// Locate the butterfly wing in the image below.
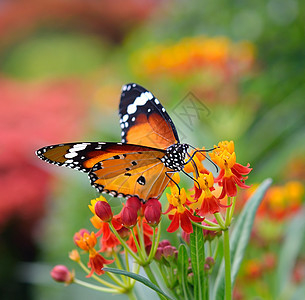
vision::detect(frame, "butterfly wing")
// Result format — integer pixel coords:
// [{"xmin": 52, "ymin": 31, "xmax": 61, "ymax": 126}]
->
[
  {"xmin": 119, "ymin": 83, "xmax": 179, "ymax": 149},
  {"xmin": 36, "ymin": 142, "xmax": 172, "ymax": 201}
]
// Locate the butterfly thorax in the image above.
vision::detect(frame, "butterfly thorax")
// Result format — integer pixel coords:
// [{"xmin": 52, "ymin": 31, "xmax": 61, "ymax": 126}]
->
[{"xmin": 160, "ymin": 143, "xmax": 189, "ymax": 171}]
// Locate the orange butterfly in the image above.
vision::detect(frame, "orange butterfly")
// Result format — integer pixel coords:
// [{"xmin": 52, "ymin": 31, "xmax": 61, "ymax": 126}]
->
[{"xmin": 36, "ymin": 83, "xmax": 192, "ymax": 202}]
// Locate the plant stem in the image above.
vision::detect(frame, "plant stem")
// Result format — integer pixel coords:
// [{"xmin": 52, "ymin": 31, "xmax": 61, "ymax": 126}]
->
[
  {"xmin": 74, "ymin": 278, "xmax": 123, "ymax": 293},
  {"xmin": 78, "ymin": 260, "xmax": 121, "ymax": 289},
  {"xmin": 143, "ymin": 265, "xmax": 166, "ymax": 300},
  {"xmin": 109, "ymin": 222, "xmax": 140, "ymax": 262},
  {"xmin": 223, "ymin": 228, "xmax": 232, "ymax": 300},
  {"xmin": 127, "ymin": 290, "xmax": 138, "ymax": 300}
]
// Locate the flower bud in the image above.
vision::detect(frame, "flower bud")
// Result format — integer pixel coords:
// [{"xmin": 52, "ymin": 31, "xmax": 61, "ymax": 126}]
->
[
  {"xmin": 117, "ymin": 226, "xmax": 130, "ymax": 239},
  {"xmin": 159, "ymin": 240, "xmax": 171, "ymax": 248},
  {"xmin": 154, "ymin": 247, "xmax": 163, "ymax": 261},
  {"xmin": 126, "ymin": 197, "xmax": 141, "ymax": 212},
  {"xmin": 144, "ymin": 199, "xmax": 162, "ymax": 227},
  {"xmin": 163, "ymin": 245, "xmax": 176, "ymax": 260},
  {"xmin": 205, "ymin": 256, "xmax": 215, "ymax": 267},
  {"xmin": 95, "ymin": 200, "xmax": 113, "ymax": 222},
  {"xmin": 120, "ymin": 206, "xmax": 138, "ymax": 228},
  {"xmin": 50, "ymin": 265, "xmax": 74, "ymax": 284},
  {"xmin": 69, "ymin": 249, "xmax": 80, "ymax": 262}
]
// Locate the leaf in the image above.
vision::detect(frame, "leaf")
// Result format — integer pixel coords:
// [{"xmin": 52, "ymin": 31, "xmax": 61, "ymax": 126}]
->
[
  {"xmin": 190, "ymin": 223, "xmax": 205, "ymax": 300},
  {"xmin": 177, "ymin": 244, "xmax": 192, "ymax": 299},
  {"xmin": 103, "ymin": 267, "xmax": 174, "ymax": 300},
  {"xmin": 276, "ymin": 207, "xmax": 305, "ymax": 298},
  {"xmin": 213, "ymin": 178, "xmax": 272, "ymax": 300}
]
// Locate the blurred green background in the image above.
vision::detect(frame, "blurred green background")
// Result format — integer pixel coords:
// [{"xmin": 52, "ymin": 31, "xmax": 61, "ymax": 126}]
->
[{"xmin": 0, "ymin": 0, "xmax": 304, "ymax": 299}]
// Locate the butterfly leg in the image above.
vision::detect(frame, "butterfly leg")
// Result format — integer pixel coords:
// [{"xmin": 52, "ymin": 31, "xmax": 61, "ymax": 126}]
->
[
  {"xmin": 165, "ymin": 171, "xmax": 181, "ymax": 194},
  {"xmin": 181, "ymin": 169, "xmax": 201, "ymax": 189}
]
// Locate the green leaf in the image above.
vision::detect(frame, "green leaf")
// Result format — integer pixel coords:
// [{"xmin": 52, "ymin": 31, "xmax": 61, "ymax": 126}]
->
[
  {"xmin": 276, "ymin": 207, "xmax": 305, "ymax": 298},
  {"xmin": 190, "ymin": 223, "xmax": 205, "ymax": 300},
  {"xmin": 213, "ymin": 178, "xmax": 272, "ymax": 300},
  {"xmin": 103, "ymin": 267, "xmax": 174, "ymax": 300},
  {"xmin": 177, "ymin": 244, "xmax": 192, "ymax": 299}
]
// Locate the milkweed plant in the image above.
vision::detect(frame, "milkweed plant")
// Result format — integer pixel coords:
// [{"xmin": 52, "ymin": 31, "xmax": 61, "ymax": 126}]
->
[{"xmin": 50, "ymin": 141, "xmax": 272, "ymax": 300}]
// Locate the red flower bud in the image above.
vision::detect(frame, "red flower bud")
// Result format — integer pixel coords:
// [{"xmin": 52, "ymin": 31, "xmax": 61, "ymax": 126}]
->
[
  {"xmin": 154, "ymin": 247, "xmax": 163, "ymax": 261},
  {"xmin": 205, "ymin": 256, "xmax": 215, "ymax": 267},
  {"xmin": 50, "ymin": 265, "xmax": 74, "ymax": 284},
  {"xmin": 126, "ymin": 197, "xmax": 141, "ymax": 212},
  {"xmin": 159, "ymin": 240, "xmax": 171, "ymax": 248},
  {"xmin": 163, "ymin": 245, "xmax": 176, "ymax": 259},
  {"xmin": 95, "ymin": 200, "xmax": 113, "ymax": 222},
  {"xmin": 117, "ymin": 226, "xmax": 130, "ymax": 239},
  {"xmin": 120, "ymin": 206, "xmax": 138, "ymax": 228},
  {"xmin": 144, "ymin": 199, "xmax": 162, "ymax": 227}
]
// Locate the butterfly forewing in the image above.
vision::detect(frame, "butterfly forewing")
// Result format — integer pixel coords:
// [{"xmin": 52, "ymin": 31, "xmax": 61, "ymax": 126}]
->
[{"xmin": 119, "ymin": 83, "xmax": 179, "ymax": 149}]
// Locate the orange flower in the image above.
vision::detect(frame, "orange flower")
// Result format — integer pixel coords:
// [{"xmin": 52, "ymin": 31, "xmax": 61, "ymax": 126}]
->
[
  {"xmin": 210, "ymin": 141, "xmax": 252, "ymax": 198},
  {"xmin": 87, "ymin": 250, "xmax": 114, "ymax": 277},
  {"xmin": 193, "ymin": 172, "xmax": 228, "ymax": 216},
  {"xmin": 165, "ymin": 186, "xmax": 203, "ymax": 234},
  {"xmin": 73, "ymin": 229, "xmax": 114, "ymax": 277}
]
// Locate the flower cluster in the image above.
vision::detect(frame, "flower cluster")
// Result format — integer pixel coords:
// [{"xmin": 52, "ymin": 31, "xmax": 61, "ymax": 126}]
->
[
  {"xmin": 131, "ymin": 36, "xmax": 254, "ymax": 78},
  {"xmin": 163, "ymin": 141, "xmax": 251, "ymax": 234},
  {"xmin": 51, "ymin": 140, "xmax": 252, "ymax": 298}
]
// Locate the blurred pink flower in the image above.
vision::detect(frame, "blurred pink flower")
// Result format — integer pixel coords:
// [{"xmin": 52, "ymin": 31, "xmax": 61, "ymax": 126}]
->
[
  {"xmin": 0, "ymin": 78, "xmax": 89, "ymax": 230},
  {"xmin": 0, "ymin": 0, "xmax": 161, "ymax": 42}
]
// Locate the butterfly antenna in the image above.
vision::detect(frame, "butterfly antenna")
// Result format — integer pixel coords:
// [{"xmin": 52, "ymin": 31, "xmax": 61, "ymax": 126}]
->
[
  {"xmin": 186, "ymin": 152, "xmax": 199, "ymax": 179},
  {"xmin": 165, "ymin": 171, "xmax": 181, "ymax": 194}
]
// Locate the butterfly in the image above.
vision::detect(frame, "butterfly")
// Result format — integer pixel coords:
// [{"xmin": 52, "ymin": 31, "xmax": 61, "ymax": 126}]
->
[{"xmin": 36, "ymin": 83, "xmax": 194, "ymax": 202}]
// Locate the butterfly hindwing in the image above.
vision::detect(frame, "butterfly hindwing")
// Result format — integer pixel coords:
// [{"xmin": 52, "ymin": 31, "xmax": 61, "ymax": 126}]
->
[
  {"xmin": 89, "ymin": 152, "xmax": 173, "ymax": 201},
  {"xmin": 119, "ymin": 83, "xmax": 179, "ymax": 149}
]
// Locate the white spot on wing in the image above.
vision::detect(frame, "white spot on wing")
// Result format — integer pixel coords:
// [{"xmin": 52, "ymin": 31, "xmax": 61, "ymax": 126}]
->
[
  {"xmin": 65, "ymin": 152, "xmax": 78, "ymax": 159},
  {"xmin": 122, "ymin": 114, "xmax": 129, "ymax": 122}
]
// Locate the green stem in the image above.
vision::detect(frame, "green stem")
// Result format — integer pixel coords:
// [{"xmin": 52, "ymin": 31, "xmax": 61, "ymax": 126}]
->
[
  {"xmin": 109, "ymin": 222, "xmax": 140, "ymax": 262},
  {"xmin": 147, "ymin": 224, "xmax": 161, "ymax": 263},
  {"xmin": 228, "ymin": 197, "xmax": 236, "ymax": 224},
  {"xmin": 127, "ymin": 290, "xmax": 138, "ymax": 300},
  {"xmin": 113, "ymin": 251, "xmax": 128, "ymax": 284},
  {"xmin": 223, "ymin": 229, "xmax": 232, "ymax": 300},
  {"xmin": 214, "ymin": 212, "xmax": 226, "ymax": 229},
  {"xmin": 143, "ymin": 265, "xmax": 166, "ymax": 300},
  {"xmin": 213, "ymin": 237, "xmax": 220, "ymax": 260},
  {"xmin": 78, "ymin": 260, "xmax": 121, "ymax": 289},
  {"xmin": 74, "ymin": 278, "xmax": 123, "ymax": 293},
  {"xmin": 138, "ymin": 220, "xmax": 147, "ymax": 258},
  {"xmin": 191, "ymin": 220, "xmax": 221, "ymax": 231},
  {"xmin": 131, "ymin": 228, "xmax": 145, "ymax": 261}
]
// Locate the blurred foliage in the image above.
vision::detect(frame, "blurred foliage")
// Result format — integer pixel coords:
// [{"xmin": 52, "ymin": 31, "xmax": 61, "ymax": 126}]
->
[{"xmin": 0, "ymin": 0, "xmax": 304, "ymax": 299}]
